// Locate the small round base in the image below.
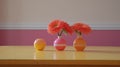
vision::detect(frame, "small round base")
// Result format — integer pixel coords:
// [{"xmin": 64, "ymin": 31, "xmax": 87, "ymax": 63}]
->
[
  {"xmin": 55, "ymin": 46, "xmax": 66, "ymax": 51},
  {"xmin": 74, "ymin": 46, "xmax": 85, "ymax": 51}
]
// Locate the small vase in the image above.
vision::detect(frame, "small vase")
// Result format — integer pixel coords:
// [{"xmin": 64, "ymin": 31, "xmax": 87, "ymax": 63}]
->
[
  {"xmin": 73, "ymin": 35, "xmax": 86, "ymax": 51},
  {"xmin": 54, "ymin": 36, "xmax": 66, "ymax": 51}
]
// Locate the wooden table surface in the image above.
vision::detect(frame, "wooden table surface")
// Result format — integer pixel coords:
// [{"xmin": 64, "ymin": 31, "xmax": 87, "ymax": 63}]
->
[{"xmin": 0, "ymin": 46, "xmax": 120, "ymax": 66}]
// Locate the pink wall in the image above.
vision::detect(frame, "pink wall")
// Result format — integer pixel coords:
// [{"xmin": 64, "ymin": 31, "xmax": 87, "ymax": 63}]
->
[{"xmin": 0, "ymin": 30, "xmax": 120, "ymax": 46}]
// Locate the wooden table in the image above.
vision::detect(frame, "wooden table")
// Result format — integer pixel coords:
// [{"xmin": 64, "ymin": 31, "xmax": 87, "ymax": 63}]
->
[{"xmin": 0, "ymin": 46, "xmax": 120, "ymax": 67}]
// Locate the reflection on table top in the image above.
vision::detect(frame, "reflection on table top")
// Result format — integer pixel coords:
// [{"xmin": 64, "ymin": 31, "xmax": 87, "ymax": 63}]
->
[{"xmin": 0, "ymin": 46, "xmax": 120, "ymax": 65}]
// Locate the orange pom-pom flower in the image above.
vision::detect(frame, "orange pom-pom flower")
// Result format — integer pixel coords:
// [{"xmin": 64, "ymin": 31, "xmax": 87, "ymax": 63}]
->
[
  {"xmin": 48, "ymin": 19, "xmax": 73, "ymax": 36},
  {"xmin": 72, "ymin": 22, "xmax": 91, "ymax": 35}
]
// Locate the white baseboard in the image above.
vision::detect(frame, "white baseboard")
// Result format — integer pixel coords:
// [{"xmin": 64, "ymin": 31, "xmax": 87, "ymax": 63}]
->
[{"xmin": 0, "ymin": 23, "xmax": 120, "ymax": 30}]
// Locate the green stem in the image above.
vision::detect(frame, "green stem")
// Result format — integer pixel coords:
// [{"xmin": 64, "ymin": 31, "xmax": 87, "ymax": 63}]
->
[
  {"xmin": 58, "ymin": 29, "xmax": 64, "ymax": 36},
  {"xmin": 75, "ymin": 30, "xmax": 82, "ymax": 36},
  {"xmin": 78, "ymin": 32, "xmax": 82, "ymax": 35}
]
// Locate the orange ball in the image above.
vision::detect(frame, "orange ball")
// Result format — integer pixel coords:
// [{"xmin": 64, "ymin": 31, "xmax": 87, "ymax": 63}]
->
[{"xmin": 34, "ymin": 38, "xmax": 46, "ymax": 51}]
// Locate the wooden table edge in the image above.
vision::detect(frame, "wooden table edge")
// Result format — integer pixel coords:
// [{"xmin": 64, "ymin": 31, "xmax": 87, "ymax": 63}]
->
[{"xmin": 0, "ymin": 60, "xmax": 120, "ymax": 65}]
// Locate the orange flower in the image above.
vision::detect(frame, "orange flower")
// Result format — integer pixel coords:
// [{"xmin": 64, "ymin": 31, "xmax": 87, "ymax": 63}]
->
[
  {"xmin": 72, "ymin": 22, "xmax": 91, "ymax": 35},
  {"xmin": 59, "ymin": 21, "xmax": 73, "ymax": 35},
  {"xmin": 48, "ymin": 19, "xmax": 73, "ymax": 36},
  {"xmin": 48, "ymin": 20, "xmax": 61, "ymax": 34}
]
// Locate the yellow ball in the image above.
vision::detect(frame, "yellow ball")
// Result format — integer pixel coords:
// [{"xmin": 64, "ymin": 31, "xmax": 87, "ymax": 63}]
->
[{"xmin": 34, "ymin": 38, "xmax": 46, "ymax": 51}]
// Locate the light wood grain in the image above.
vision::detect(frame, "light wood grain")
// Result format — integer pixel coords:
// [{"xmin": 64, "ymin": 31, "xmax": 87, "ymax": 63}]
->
[{"xmin": 0, "ymin": 46, "xmax": 120, "ymax": 65}]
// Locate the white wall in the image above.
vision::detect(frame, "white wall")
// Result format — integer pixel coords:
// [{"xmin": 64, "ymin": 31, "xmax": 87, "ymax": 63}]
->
[{"xmin": 0, "ymin": 0, "xmax": 120, "ymax": 30}]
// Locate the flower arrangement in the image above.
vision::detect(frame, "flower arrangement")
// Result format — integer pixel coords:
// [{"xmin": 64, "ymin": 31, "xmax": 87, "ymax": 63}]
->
[
  {"xmin": 71, "ymin": 22, "xmax": 91, "ymax": 51},
  {"xmin": 48, "ymin": 19, "xmax": 73, "ymax": 36},
  {"xmin": 48, "ymin": 19, "xmax": 91, "ymax": 51},
  {"xmin": 71, "ymin": 22, "xmax": 91, "ymax": 36}
]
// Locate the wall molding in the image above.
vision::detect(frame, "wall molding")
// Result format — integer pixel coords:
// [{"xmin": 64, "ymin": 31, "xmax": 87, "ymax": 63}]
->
[{"xmin": 0, "ymin": 23, "xmax": 120, "ymax": 30}]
